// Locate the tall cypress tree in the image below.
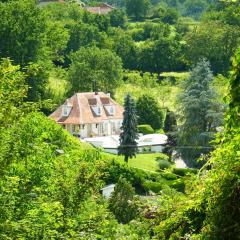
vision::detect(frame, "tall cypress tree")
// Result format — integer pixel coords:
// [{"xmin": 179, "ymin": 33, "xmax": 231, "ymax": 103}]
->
[{"xmin": 118, "ymin": 93, "xmax": 139, "ymax": 163}]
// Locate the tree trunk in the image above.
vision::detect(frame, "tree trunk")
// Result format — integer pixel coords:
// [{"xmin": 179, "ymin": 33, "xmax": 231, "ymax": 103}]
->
[{"xmin": 124, "ymin": 155, "xmax": 128, "ymax": 163}]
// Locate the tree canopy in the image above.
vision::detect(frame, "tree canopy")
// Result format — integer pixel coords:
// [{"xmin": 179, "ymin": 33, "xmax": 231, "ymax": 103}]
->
[{"xmin": 68, "ymin": 46, "xmax": 123, "ymax": 94}]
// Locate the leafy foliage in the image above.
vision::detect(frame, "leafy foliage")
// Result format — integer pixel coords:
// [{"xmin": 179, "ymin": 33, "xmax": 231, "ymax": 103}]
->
[
  {"xmin": 109, "ymin": 178, "xmax": 139, "ymax": 224},
  {"xmin": 68, "ymin": 46, "xmax": 123, "ymax": 94},
  {"xmin": 136, "ymin": 94, "xmax": 164, "ymax": 130},
  {"xmin": 138, "ymin": 124, "xmax": 154, "ymax": 134}
]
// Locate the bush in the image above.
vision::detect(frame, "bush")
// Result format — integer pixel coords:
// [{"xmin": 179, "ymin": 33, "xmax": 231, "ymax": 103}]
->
[
  {"xmin": 160, "ymin": 172, "xmax": 178, "ymax": 180},
  {"xmin": 155, "ymin": 129, "xmax": 165, "ymax": 134},
  {"xmin": 172, "ymin": 168, "xmax": 198, "ymax": 176},
  {"xmin": 138, "ymin": 124, "xmax": 154, "ymax": 134},
  {"xmin": 168, "ymin": 179, "xmax": 185, "ymax": 192},
  {"xmin": 158, "ymin": 159, "xmax": 172, "ymax": 170},
  {"xmin": 109, "ymin": 178, "xmax": 138, "ymax": 224},
  {"xmin": 143, "ymin": 180, "xmax": 163, "ymax": 193}
]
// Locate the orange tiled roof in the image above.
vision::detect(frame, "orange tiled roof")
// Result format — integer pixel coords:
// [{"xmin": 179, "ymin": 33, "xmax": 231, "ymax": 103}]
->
[{"xmin": 49, "ymin": 92, "xmax": 123, "ymax": 125}]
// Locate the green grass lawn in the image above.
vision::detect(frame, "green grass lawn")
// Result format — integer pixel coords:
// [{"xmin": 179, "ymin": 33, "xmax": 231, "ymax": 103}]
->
[{"xmin": 110, "ymin": 153, "xmax": 168, "ymax": 172}]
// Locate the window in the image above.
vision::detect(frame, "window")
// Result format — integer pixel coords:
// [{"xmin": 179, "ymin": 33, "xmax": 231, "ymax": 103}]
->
[
  {"xmin": 97, "ymin": 107, "xmax": 101, "ymax": 115},
  {"xmin": 62, "ymin": 105, "xmax": 72, "ymax": 117},
  {"xmin": 109, "ymin": 106, "xmax": 114, "ymax": 115},
  {"xmin": 91, "ymin": 106, "xmax": 101, "ymax": 116},
  {"xmin": 105, "ymin": 105, "xmax": 115, "ymax": 115}
]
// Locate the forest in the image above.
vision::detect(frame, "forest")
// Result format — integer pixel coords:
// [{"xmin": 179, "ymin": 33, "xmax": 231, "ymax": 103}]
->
[{"xmin": 0, "ymin": 0, "xmax": 240, "ymax": 239}]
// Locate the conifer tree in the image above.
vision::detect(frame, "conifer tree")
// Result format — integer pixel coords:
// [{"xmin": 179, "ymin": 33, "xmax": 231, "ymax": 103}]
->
[
  {"xmin": 177, "ymin": 59, "xmax": 224, "ymax": 167},
  {"xmin": 118, "ymin": 93, "xmax": 139, "ymax": 163},
  {"xmin": 109, "ymin": 178, "xmax": 138, "ymax": 224}
]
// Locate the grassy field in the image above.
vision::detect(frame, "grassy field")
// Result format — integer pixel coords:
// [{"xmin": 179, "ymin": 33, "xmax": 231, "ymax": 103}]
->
[
  {"xmin": 115, "ymin": 83, "xmax": 181, "ymax": 111},
  {"xmin": 109, "ymin": 153, "xmax": 168, "ymax": 172}
]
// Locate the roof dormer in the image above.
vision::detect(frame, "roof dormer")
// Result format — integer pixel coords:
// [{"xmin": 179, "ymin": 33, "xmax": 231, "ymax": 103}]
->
[
  {"xmin": 62, "ymin": 101, "xmax": 72, "ymax": 117},
  {"xmin": 104, "ymin": 105, "xmax": 115, "ymax": 116},
  {"xmin": 91, "ymin": 105, "xmax": 101, "ymax": 116}
]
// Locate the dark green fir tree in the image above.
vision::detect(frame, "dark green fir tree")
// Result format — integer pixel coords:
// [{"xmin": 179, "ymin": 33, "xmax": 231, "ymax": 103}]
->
[{"xmin": 118, "ymin": 93, "xmax": 139, "ymax": 163}]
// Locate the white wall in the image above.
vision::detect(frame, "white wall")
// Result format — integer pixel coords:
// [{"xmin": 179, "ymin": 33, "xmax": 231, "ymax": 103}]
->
[{"xmin": 102, "ymin": 187, "xmax": 115, "ymax": 198}]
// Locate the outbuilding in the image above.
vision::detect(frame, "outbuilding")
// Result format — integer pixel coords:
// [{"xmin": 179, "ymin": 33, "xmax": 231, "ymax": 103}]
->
[{"xmin": 100, "ymin": 184, "xmax": 115, "ymax": 198}]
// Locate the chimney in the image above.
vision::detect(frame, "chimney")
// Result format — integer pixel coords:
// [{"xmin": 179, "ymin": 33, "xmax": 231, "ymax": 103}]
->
[
  {"xmin": 107, "ymin": 93, "xmax": 110, "ymax": 98},
  {"xmin": 92, "ymin": 80, "xmax": 98, "ymax": 95}
]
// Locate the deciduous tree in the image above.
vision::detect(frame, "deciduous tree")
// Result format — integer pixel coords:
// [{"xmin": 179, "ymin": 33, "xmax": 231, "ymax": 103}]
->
[
  {"xmin": 68, "ymin": 47, "xmax": 123, "ymax": 94},
  {"xmin": 136, "ymin": 94, "xmax": 164, "ymax": 130}
]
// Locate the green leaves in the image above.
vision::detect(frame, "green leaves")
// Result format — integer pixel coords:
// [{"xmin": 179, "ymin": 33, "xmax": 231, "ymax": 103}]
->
[{"xmin": 68, "ymin": 46, "xmax": 123, "ymax": 94}]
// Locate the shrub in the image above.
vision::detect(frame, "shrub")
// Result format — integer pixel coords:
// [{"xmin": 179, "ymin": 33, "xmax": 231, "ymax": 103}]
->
[
  {"xmin": 109, "ymin": 178, "xmax": 138, "ymax": 224},
  {"xmin": 138, "ymin": 124, "xmax": 154, "ymax": 134},
  {"xmin": 172, "ymin": 168, "xmax": 198, "ymax": 176},
  {"xmin": 168, "ymin": 179, "xmax": 185, "ymax": 192},
  {"xmin": 160, "ymin": 172, "xmax": 178, "ymax": 180},
  {"xmin": 143, "ymin": 180, "xmax": 163, "ymax": 193},
  {"xmin": 155, "ymin": 129, "xmax": 165, "ymax": 134},
  {"xmin": 158, "ymin": 159, "xmax": 172, "ymax": 170}
]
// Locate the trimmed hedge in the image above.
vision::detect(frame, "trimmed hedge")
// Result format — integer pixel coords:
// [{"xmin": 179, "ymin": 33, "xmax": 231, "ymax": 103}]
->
[
  {"xmin": 138, "ymin": 125, "xmax": 154, "ymax": 134},
  {"xmin": 172, "ymin": 168, "xmax": 198, "ymax": 176}
]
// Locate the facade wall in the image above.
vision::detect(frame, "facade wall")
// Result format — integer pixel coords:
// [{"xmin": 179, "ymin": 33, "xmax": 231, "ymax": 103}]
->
[{"xmin": 64, "ymin": 119, "xmax": 123, "ymax": 138}]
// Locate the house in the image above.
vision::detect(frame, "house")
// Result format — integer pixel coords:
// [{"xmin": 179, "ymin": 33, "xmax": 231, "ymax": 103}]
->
[
  {"xmin": 49, "ymin": 92, "xmax": 123, "ymax": 138},
  {"xmin": 83, "ymin": 134, "xmax": 168, "ymax": 154},
  {"xmin": 100, "ymin": 184, "xmax": 115, "ymax": 198},
  {"xmin": 85, "ymin": 3, "xmax": 115, "ymax": 15}
]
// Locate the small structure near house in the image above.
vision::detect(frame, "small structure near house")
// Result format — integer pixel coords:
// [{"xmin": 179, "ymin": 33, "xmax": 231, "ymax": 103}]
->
[
  {"xmin": 100, "ymin": 184, "xmax": 115, "ymax": 198},
  {"xmin": 49, "ymin": 92, "xmax": 123, "ymax": 138},
  {"xmin": 84, "ymin": 134, "xmax": 168, "ymax": 154},
  {"xmin": 138, "ymin": 134, "xmax": 168, "ymax": 153},
  {"xmin": 85, "ymin": 3, "xmax": 115, "ymax": 15}
]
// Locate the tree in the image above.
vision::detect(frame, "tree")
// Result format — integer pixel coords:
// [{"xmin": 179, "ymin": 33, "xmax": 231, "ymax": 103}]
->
[
  {"xmin": 137, "ymin": 36, "xmax": 184, "ymax": 73},
  {"xmin": 0, "ymin": 59, "xmax": 28, "ymax": 128},
  {"xmin": 164, "ymin": 108, "xmax": 177, "ymax": 132},
  {"xmin": 152, "ymin": 5, "xmax": 179, "ymax": 24},
  {"xmin": 109, "ymin": 9, "xmax": 126, "ymax": 28},
  {"xmin": 177, "ymin": 59, "xmax": 224, "ymax": 167},
  {"xmin": 136, "ymin": 94, "xmax": 164, "ymax": 130},
  {"xmin": 118, "ymin": 94, "xmax": 139, "ymax": 163},
  {"xmin": 125, "ymin": 0, "xmax": 150, "ymax": 20},
  {"xmin": 110, "ymin": 29, "xmax": 137, "ymax": 70},
  {"xmin": 184, "ymin": 21, "xmax": 240, "ymax": 74},
  {"xmin": 183, "ymin": 0, "xmax": 208, "ymax": 19},
  {"xmin": 0, "ymin": 0, "xmax": 68, "ymax": 67},
  {"xmin": 109, "ymin": 178, "xmax": 138, "ymax": 224},
  {"xmin": 68, "ymin": 47, "xmax": 123, "ymax": 94}
]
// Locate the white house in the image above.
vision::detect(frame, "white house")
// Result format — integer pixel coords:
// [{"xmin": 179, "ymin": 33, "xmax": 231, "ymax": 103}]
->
[
  {"xmin": 100, "ymin": 184, "xmax": 115, "ymax": 198},
  {"xmin": 49, "ymin": 92, "xmax": 124, "ymax": 138}
]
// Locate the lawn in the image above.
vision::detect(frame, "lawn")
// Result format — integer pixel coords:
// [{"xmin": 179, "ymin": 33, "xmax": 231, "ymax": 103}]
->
[{"xmin": 111, "ymin": 153, "xmax": 168, "ymax": 172}]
